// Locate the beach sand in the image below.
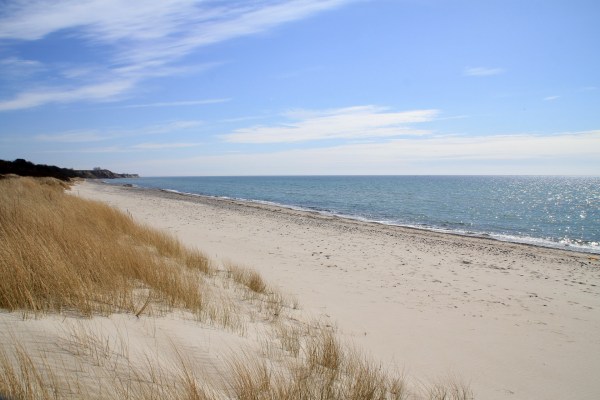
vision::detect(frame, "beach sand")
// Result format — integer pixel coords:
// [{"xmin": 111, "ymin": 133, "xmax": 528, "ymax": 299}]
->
[{"xmin": 73, "ymin": 181, "xmax": 600, "ymax": 400}]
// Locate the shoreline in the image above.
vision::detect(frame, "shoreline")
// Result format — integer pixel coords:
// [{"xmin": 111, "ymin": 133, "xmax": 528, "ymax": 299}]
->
[
  {"xmin": 75, "ymin": 180, "xmax": 600, "ymax": 400},
  {"xmin": 120, "ymin": 182, "xmax": 598, "ymax": 257}
]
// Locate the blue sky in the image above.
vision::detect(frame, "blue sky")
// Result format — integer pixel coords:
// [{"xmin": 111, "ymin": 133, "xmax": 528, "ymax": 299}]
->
[{"xmin": 0, "ymin": 0, "xmax": 599, "ymax": 175}]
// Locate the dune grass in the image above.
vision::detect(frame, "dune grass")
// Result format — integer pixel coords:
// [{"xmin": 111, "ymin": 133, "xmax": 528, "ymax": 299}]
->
[
  {"xmin": 230, "ymin": 326, "xmax": 407, "ymax": 400},
  {"xmin": 228, "ymin": 265, "xmax": 268, "ymax": 295},
  {"xmin": 0, "ymin": 176, "xmax": 210, "ymax": 317},
  {"xmin": 0, "ymin": 177, "xmax": 472, "ymax": 399}
]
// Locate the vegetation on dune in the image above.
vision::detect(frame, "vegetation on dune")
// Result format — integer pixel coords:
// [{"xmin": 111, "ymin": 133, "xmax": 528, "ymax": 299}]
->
[
  {"xmin": 0, "ymin": 175, "xmax": 209, "ymax": 317},
  {"xmin": 0, "ymin": 176, "xmax": 472, "ymax": 399}
]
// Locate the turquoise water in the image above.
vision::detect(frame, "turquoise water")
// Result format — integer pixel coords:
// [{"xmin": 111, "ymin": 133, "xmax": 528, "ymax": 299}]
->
[{"xmin": 111, "ymin": 176, "xmax": 600, "ymax": 254}]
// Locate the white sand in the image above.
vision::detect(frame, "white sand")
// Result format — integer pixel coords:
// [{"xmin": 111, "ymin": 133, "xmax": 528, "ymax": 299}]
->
[{"xmin": 71, "ymin": 181, "xmax": 600, "ymax": 399}]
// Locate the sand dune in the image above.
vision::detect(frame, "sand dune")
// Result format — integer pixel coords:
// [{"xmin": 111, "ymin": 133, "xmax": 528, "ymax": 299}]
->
[
  {"xmin": 2, "ymin": 177, "xmax": 411, "ymax": 399},
  {"xmin": 73, "ymin": 181, "xmax": 600, "ymax": 400}
]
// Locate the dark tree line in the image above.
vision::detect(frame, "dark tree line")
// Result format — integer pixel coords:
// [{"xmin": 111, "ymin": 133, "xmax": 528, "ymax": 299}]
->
[{"xmin": 0, "ymin": 159, "xmax": 138, "ymax": 181}]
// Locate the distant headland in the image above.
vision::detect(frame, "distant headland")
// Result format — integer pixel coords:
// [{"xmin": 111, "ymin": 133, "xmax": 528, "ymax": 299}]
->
[{"xmin": 0, "ymin": 158, "xmax": 139, "ymax": 181}]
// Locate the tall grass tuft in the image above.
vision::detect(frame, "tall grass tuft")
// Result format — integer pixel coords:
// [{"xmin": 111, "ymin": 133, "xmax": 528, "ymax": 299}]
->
[
  {"xmin": 0, "ymin": 343, "xmax": 57, "ymax": 400},
  {"xmin": 230, "ymin": 327, "xmax": 409, "ymax": 400},
  {"xmin": 0, "ymin": 177, "xmax": 211, "ymax": 317},
  {"xmin": 228, "ymin": 264, "xmax": 268, "ymax": 294}
]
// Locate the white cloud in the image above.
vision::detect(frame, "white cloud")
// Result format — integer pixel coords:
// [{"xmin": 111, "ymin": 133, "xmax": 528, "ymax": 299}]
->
[
  {"xmin": 122, "ymin": 98, "xmax": 230, "ymax": 109},
  {"xmin": 0, "ymin": 57, "xmax": 42, "ymax": 67},
  {"xmin": 33, "ymin": 120, "xmax": 203, "ymax": 143},
  {"xmin": 0, "ymin": 0, "xmax": 230, "ymax": 42},
  {"xmin": 40, "ymin": 146, "xmax": 128, "ymax": 154},
  {"xmin": 118, "ymin": 0, "xmax": 352, "ymax": 66},
  {"xmin": 0, "ymin": 80, "xmax": 135, "ymax": 111},
  {"xmin": 142, "ymin": 120, "xmax": 204, "ymax": 134},
  {"xmin": 35, "ymin": 131, "xmax": 107, "ymax": 143},
  {"xmin": 288, "ymin": 130, "xmax": 600, "ymax": 163},
  {"xmin": 543, "ymin": 95, "xmax": 560, "ymax": 101},
  {"xmin": 0, "ymin": 57, "xmax": 44, "ymax": 78},
  {"xmin": 464, "ymin": 67, "xmax": 504, "ymax": 77},
  {"xmin": 136, "ymin": 130, "xmax": 600, "ymax": 175},
  {"xmin": 132, "ymin": 142, "xmax": 202, "ymax": 150},
  {"xmin": 222, "ymin": 106, "xmax": 439, "ymax": 143},
  {"xmin": 0, "ymin": 0, "xmax": 352, "ymax": 110}
]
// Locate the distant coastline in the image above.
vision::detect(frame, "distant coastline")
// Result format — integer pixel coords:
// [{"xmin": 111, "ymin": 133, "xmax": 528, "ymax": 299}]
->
[{"xmin": 0, "ymin": 158, "xmax": 139, "ymax": 181}]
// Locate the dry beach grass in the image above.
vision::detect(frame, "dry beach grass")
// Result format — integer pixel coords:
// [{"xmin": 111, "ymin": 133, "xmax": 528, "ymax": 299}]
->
[
  {"xmin": 0, "ymin": 176, "xmax": 470, "ymax": 399},
  {"xmin": 0, "ymin": 176, "xmax": 210, "ymax": 318}
]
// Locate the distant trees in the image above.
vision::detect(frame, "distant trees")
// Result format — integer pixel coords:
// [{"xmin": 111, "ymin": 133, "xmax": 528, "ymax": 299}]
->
[
  {"xmin": 0, "ymin": 159, "xmax": 138, "ymax": 180},
  {"xmin": 0, "ymin": 159, "xmax": 77, "ymax": 181}
]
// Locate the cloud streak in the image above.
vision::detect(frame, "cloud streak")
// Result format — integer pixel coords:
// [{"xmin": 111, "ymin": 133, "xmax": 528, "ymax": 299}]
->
[
  {"xmin": 139, "ymin": 130, "xmax": 600, "ymax": 175},
  {"xmin": 132, "ymin": 142, "xmax": 203, "ymax": 150},
  {"xmin": 543, "ymin": 95, "xmax": 560, "ymax": 101},
  {"xmin": 222, "ymin": 106, "xmax": 438, "ymax": 143},
  {"xmin": 464, "ymin": 67, "xmax": 504, "ymax": 77},
  {"xmin": 0, "ymin": 80, "xmax": 135, "ymax": 111},
  {"xmin": 0, "ymin": 0, "xmax": 352, "ymax": 111},
  {"xmin": 122, "ymin": 98, "xmax": 231, "ymax": 109},
  {"xmin": 34, "ymin": 120, "xmax": 202, "ymax": 143}
]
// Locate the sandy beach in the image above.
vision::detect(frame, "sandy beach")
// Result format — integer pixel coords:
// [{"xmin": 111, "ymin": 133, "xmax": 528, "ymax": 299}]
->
[{"xmin": 72, "ymin": 181, "xmax": 600, "ymax": 400}]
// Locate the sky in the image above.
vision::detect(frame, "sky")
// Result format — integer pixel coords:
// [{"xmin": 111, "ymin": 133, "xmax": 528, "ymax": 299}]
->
[{"xmin": 0, "ymin": 0, "xmax": 599, "ymax": 176}]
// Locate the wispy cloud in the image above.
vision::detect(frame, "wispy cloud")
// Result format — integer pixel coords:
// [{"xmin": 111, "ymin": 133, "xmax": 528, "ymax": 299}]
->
[
  {"xmin": 0, "ymin": 0, "xmax": 352, "ymax": 111},
  {"xmin": 132, "ymin": 142, "xmax": 202, "ymax": 150},
  {"xmin": 141, "ymin": 130, "xmax": 600, "ymax": 175},
  {"xmin": 122, "ymin": 98, "xmax": 231, "ymax": 109},
  {"xmin": 543, "ymin": 95, "xmax": 560, "ymax": 101},
  {"xmin": 35, "ymin": 131, "xmax": 108, "ymax": 143},
  {"xmin": 34, "ymin": 120, "xmax": 202, "ymax": 143},
  {"xmin": 464, "ymin": 67, "xmax": 504, "ymax": 77},
  {"xmin": 0, "ymin": 80, "xmax": 135, "ymax": 111},
  {"xmin": 0, "ymin": 57, "xmax": 44, "ymax": 78},
  {"xmin": 41, "ymin": 141, "xmax": 203, "ymax": 154},
  {"xmin": 222, "ymin": 106, "xmax": 438, "ymax": 143}
]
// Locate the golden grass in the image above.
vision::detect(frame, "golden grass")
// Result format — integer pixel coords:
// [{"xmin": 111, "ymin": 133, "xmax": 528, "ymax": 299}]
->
[
  {"xmin": 230, "ymin": 327, "xmax": 411, "ymax": 400},
  {"xmin": 0, "ymin": 176, "xmax": 210, "ymax": 317},
  {"xmin": 228, "ymin": 264, "xmax": 268, "ymax": 294},
  {"xmin": 0, "ymin": 343, "xmax": 57, "ymax": 400},
  {"xmin": 0, "ymin": 177, "xmax": 472, "ymax": 399},
  {"xmin": 426, "ymin": 380, "xmax": 474, "ymax": 400},
  {"xmin": 0, "ymin": 330, "xmax": 220, "ymax": 400}
]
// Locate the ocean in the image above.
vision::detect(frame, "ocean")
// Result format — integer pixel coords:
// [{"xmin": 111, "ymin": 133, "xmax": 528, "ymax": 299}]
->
[{"xmin": 110, "ymin": 176, "xmax": 600, "ymax": 254}]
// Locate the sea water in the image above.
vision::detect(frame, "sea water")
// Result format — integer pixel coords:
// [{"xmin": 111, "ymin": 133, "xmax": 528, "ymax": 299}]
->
[{"xmin": 110, "ymin": 176, "xmax": 600, "ymax": 254}]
